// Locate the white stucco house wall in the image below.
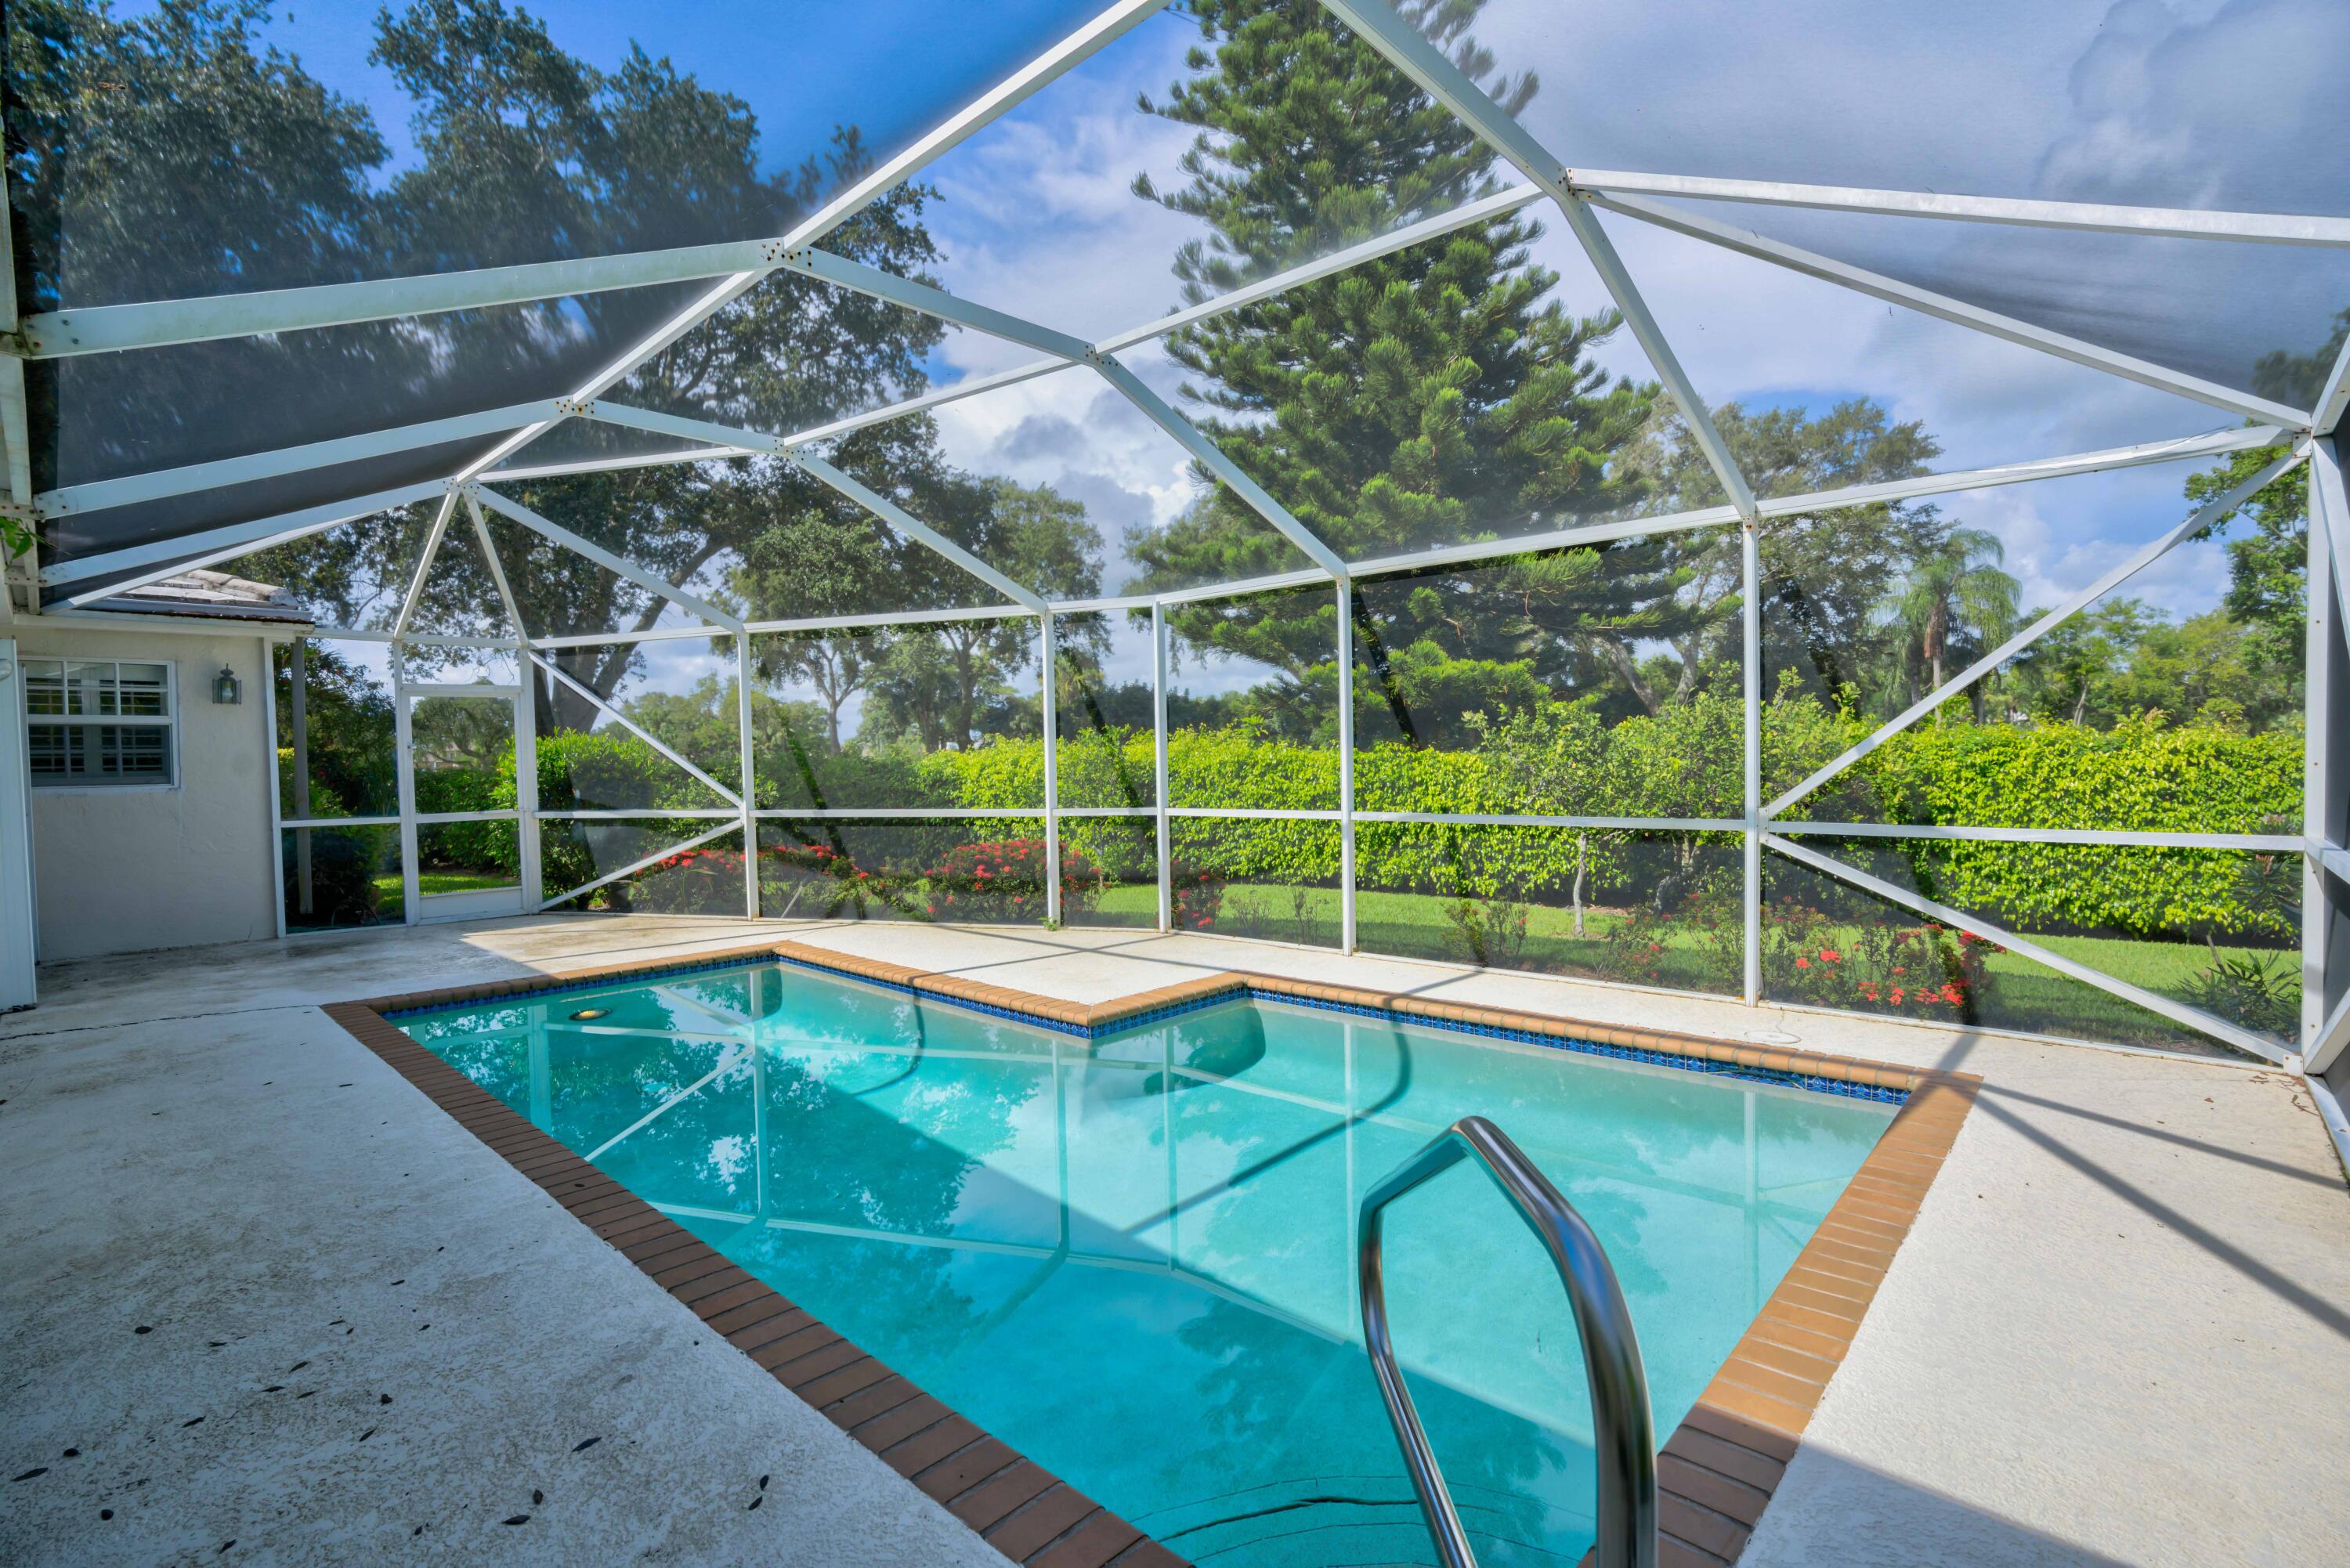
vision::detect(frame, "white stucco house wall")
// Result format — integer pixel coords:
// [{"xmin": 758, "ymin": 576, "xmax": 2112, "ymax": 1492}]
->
[{"xmin": 5, "ymin": 571, "xmax": 302, "ymax": 966}]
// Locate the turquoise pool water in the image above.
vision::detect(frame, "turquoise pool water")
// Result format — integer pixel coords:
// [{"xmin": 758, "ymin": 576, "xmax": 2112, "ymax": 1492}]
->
[{"xmin": 398, "ymin": 960, "xmax": 1895, "ymax": 1566}]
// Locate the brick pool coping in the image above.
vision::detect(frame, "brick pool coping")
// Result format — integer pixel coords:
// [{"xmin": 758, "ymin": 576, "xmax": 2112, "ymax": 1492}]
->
[{"xmin": 330, "ymin": 938, "xmax": 1979, "ymax": 1568}]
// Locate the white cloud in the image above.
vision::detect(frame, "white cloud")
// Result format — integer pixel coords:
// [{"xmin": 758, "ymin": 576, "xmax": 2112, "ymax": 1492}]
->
[
  {"xmin": 816, "ymin": 0, "xmax": 2329, "ymax": 623},
  {"xmin": 919, "ymin": 20, "xmax": 1209, "ymax": 362}
]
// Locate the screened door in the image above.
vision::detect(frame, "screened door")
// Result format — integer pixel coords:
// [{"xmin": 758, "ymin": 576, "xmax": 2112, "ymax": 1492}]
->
[{"xmin": 396, "ymin": 685, "xmax": 531, "ymax": 923}]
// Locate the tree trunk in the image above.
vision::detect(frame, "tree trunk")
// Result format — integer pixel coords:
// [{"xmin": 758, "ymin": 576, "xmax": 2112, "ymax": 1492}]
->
[
  {"xmin": 1672, "ymin": 635, "xmax": 1705, "ymax": 706},
  {"xmin": 1351, "ymin": 602, "xmax": 1420, "ymax": 745},
  {"xmin": 953, "ymin": 642, "xmax": 978, "ymax": 748},
  {"xmin": 1925, "ymin": 604, "xmax": 1947, "ymax": 718},
  {"xmin": 1572, "ymin": 833, "xmax": 1587, "ymax": 938},
  {"xmin": 1598, "ymin": 637, "xmax": 1663, "ymax": 716}
]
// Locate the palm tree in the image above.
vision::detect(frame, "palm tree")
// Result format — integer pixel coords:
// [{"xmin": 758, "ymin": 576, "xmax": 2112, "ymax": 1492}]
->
[{"xmin": 1885, "ymin": 526, "xmax": 2020, "ymax": 713}]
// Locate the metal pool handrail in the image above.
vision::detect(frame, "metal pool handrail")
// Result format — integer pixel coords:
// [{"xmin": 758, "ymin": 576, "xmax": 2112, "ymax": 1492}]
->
[{"xmin": 1357, "ymin": 1115, "xmax": 1658, "ymax": 1568}]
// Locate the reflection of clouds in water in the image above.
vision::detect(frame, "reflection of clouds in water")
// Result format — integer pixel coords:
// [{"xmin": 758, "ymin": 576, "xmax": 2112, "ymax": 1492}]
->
[{"xmin": 703, "ymin": 1133, "xmax": 750, "ymax": 1189}]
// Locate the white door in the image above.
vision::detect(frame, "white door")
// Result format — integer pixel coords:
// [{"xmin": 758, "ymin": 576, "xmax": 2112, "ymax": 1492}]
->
[
  {"xmin": 397, "ymin": 685, "xmax": 529, "ymax": 923},
  {"xmin": 0, "ymin": 638, "xmax": 37, "ymax": 1009}
]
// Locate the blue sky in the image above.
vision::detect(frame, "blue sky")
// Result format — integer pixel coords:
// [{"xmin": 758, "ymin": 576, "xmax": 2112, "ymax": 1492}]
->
[{"xmin": 202, "ymin": 1, "xmax": 1115, "ymax": 187}]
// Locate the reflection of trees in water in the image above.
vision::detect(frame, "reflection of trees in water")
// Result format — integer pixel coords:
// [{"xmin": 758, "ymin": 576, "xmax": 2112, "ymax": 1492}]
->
[
  {"xmin": 415, "ymin": 981, "xmax": 1861, "ymax": 1566},
  {"xmin": 728, "ymin": 1043, "xmax": 1050, "ymax": 1352}
]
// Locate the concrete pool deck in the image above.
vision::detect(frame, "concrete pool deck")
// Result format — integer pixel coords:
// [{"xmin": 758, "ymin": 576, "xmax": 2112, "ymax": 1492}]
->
[{"xmin": 3, "ymin": 914, "xmax": 2345, "ymax": 1566}]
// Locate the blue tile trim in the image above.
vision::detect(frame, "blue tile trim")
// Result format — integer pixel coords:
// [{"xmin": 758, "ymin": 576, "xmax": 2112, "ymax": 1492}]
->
[
  {"xmin": 379, "ymin": 952, "xmax": 772, "ymax": 1020},
  {"xmin": 1256, "ymin": 991, "xmax": 1909, "ymax": 1106},
  {"xmin": 388, "ymin": 948, "xmax": 1907, "ymax": 1107}
]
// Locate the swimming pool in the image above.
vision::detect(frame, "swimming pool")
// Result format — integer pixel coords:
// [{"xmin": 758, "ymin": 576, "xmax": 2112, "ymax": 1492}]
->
[{"xmin": 396, "ymin": 958, "xmax": 1897, "ymax": 1566}]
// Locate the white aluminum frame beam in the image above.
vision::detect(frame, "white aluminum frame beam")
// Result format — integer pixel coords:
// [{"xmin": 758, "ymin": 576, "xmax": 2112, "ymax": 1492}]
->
[
  {"xmin": 540, "ymin": 818, "xmax": 739, "ymax": 915},
  {"xmin": 1763, "ymin": 832, "xmax": 2292, "ymax": 1066},
  {"xmin": 468, "ymin": 483, "xmax": 743, "ymax": 630},
  {"xmin": 34, "ymin": 401, "xmax": 558, "ymax": 521},
  {"xmin": 1753, "ymin": 425, "xmax": 2287, "ymax": 516},
  {"xmin": 2312, "ymin": 438, "xmax": 2350, "ymax": 635},
  {"xmin": 572, "ymin": 399, "xmax": 1050, "ymax": 612},
  {"xmin": 13, "ymin": 1, "xmax": 1170, "ymax": 366},
  {"xmin": 1086, "ymin": 355, "xmax": 1350, "ymax": 578},
  {"xmin": 0, "ymin": 359, "xmax": 29, "ymax": 511},
  {"xmin": 2307, "ymin": 435, "xmax": 2349, "ymax": 1067},
  {"xmin": 779, "ymin": 247, "xmax": 1093, "ymax": 361},
  {"xmin": 464, "ymin": 493, "xmax": 527, "ymax": 641},
  {"xmin": 16, "ymin": 245, "xmax": 755, "ymax": 360},
  {"xmin": 1352, "ymin": 506, "xmax": 1738, "ymax": 579},
  {"xmin": 1591, "ymin": 191, "xmax": 2312, "ymax": 430},
  {"xmin": 734, "ymin": 631, "xmax": 758, "ymax": 918},
  {"xmin": 486, "ymin": 443, "xmax": 758, "ymax": 482},
  {"xmin": 1152, "ymin": 600, "xmax": 1172, "ymax": 931},
  {"xmin": 1318, "ymin": 0, "xmax": 1759, "ymax": 523},
  {"xmin": 788, "ymin": 453, "xmax": 1051, "ymax": 615},
  {"xmin": 450, "ymin": 0, "xmax": 1171, "ymax": 486},
  {"xmin": 1560, "ymin": 169, "xmax": 2350, "ymax": 248},
  {"xmin": 523, "ymin": 601, "xmax": 1036, "ymax": 649},
  {"xmin": 0, "ymin": 103, "xmax": 22, "ymax": 514},
  {"xmin": 390, "ymin": 491, "xmax": 461, "ymax": 637},
  {"xmin": 52, "ymin": 479, "xmax": 450, "ymax": 598},
  {"xmin": 2307, "ymin": 986, "xmax": 2350, "ymax": 1077},
  {"xmin": 2314, "ymin": 332, "xmax": 2350, "ymax": 436},
  {"xmin": 1773, "ymin": 822, "xmax": 2304, "ymax": 851},
  {"xmin": 1337, "ymin": 577, "xmax": 1357, "ymax": 950},
  {"xmin": 772, "ymin": 359, "xmax": 1067, "ymax": 453},
  {"xmin": 1766, "ymin": 446, "xmax": 2308, "ymax": 818},
  {"xmin": 1042, "ymin": 612, "xmax": 1061, "ymax": 925},
  {"xmin": 1093, "ymin": 181, "xmax": 1549, "ymax": 355},
  {"xmin": 488, "ymin": 180, "xmax": 1556, "ymax": 486},
  {"xmin": 524, "ymin": 647, "xmax": 743, "ymax": 805}
]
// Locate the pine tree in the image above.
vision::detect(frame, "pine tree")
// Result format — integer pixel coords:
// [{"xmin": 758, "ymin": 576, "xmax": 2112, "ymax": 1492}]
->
[{"xmin": 1128, "ymin": 0, "xmax": 1660, "ymax": 722}]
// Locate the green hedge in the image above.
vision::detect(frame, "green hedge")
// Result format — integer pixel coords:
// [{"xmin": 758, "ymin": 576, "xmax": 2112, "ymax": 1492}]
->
[
  {"xmin": 387, "ymin": 706, "xmax": 2305, "ymax": 942},
  {"xmin": 933, "ymin": 705, "xmax": 2304, "ymax": 942}
]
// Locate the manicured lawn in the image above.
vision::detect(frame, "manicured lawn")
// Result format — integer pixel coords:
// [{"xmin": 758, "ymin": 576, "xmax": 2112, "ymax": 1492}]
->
[
  {"xmin": 1080, "ymin": 881, "xmax": 2290, "ymax": 1057},
  {"xmin": 371, "ymin": 869, "xmax": 518, "ymax": 898}
]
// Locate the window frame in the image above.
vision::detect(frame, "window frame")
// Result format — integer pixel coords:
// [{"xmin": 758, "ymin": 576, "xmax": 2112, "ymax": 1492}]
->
[{"xmin": 23, "ymin": 656, "xmax": 183, "ymax": 792}]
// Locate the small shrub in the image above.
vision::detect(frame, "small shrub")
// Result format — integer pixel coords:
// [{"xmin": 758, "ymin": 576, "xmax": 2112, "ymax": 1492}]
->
[
  {"xmin": 1596, "ymin": 898, "xmax": 1678, "ymax": 986},
  {"xmin": 1762, "ymin": 898, "xmax": 1998, "ymax": 1019},
  {"xmin": 1443, "ymin": 895, "xmax": 1531, "ymax": 969},
  {"xmin": 924, "ymin": 839, "xmax": 1100, "ymax": 924},
  {"xmin": 2187, "ymin": 946, "xmax": 2298, "ymax": 1039},
  {"xmin": 1170, "ymin": 861, "xmax": 1230, "ymax": 930},
  {"xmin": 627, "ymin": 846, "xmax": 748, "ymax": 915},
  {"xmin": 284, "ymin": 830, "xmax": 383, "ymax": 927},
  {"xmin": 758, "ymin": 841, "xmax": 913, "ymax": 920}
]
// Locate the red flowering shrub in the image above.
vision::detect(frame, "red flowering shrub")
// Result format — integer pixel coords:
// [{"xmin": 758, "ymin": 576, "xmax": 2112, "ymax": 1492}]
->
[
  {"xmin": 1170, "ymin": 860, "xmax": 1229, "ymax": 930},
  {"xmin": 629, "ymin": 846, "xmax": 748, "ymax": 914},
  {"xmin": 924, "ymin": 839, "xmax": 1101, "ymax": 924},
  {"xmin": 1761, "ymin": 898, "xmax": 2000, "ymax": 1017},
  {"xmin": 756, "ymin": 840, "xmax": 913, "ymax": 919}
]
